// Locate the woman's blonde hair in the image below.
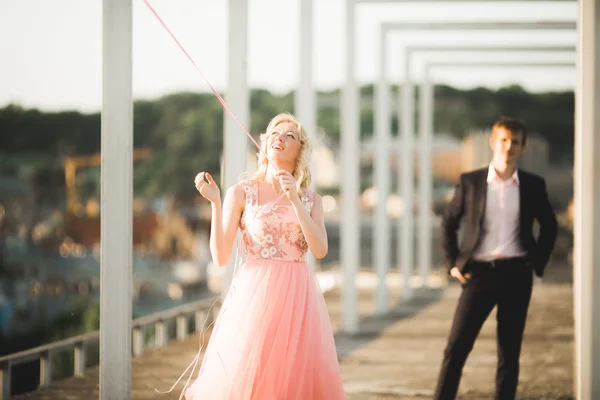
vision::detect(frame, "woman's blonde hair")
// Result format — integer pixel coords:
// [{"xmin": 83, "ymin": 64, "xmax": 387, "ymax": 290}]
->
[{"xmin": 250, "ymin": 113, "xmax": 312, "ymax": 192}]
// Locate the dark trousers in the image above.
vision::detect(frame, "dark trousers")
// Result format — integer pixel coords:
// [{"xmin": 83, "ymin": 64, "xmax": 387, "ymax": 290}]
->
[{"xmin": 433, "ymin": 257, "xmax": 533, "ymax": 400}]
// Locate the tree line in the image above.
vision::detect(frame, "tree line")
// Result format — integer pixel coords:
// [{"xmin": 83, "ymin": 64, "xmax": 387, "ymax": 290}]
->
[{"xmin": 0, "ymin": 84, "xmax": 574, "ymax": 203}]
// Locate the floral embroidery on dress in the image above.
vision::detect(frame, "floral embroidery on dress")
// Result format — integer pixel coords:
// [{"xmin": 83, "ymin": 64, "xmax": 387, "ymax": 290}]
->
[
  {"xmin": 240, "ymin": 180, "xmax": 314, "ymax": 262},
  {"xmin": 301, "ymin": 191, "xmax": 314, "ymax": 213}
]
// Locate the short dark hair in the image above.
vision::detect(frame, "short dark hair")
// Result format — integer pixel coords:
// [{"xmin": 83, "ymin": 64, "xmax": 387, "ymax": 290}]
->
[{"xmin": 491, "ymin": 117, "xmax": 528, "ymax": 144}]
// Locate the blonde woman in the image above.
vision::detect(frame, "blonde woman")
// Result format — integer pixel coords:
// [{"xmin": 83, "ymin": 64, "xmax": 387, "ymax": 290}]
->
[{"xmin": 185, "ymin": 113, "xmax": 344, "ymax": 399}]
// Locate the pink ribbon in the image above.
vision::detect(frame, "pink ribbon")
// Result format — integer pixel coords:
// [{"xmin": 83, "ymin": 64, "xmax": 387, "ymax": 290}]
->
[
  {"xmin": 142, "ymin": 1, "xmax": 293, "ymax": 398},
  {"xmin": 142, "ymin": 0, "xmax": 262, "ymax": 152}
]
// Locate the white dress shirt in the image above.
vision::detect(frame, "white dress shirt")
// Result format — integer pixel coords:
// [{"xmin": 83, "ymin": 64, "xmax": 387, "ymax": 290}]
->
[{"xmin": 472, "ymin": 164, "xmax": 527, "ymax": 261}]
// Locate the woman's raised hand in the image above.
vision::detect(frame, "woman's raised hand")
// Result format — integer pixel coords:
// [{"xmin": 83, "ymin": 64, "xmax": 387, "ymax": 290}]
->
[
  {"xmin": 276, "ymin": 170, "xmax": 300, "ymax": 203},
  {"xmin": 194, "ymin": 172, "xmax": 221, "ymax": 204}
]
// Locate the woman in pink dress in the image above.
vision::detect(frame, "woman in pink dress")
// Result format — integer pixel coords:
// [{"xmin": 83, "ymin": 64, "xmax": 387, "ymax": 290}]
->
[{"xmin": 185, "ymin": 113, "xmax": 345, "ymax": 400}]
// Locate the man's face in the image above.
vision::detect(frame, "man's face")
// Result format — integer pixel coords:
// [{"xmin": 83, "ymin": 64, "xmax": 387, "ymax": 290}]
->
[{"xmin": 490, "ymin": 127, "xmax": 525, "ymax": 166}]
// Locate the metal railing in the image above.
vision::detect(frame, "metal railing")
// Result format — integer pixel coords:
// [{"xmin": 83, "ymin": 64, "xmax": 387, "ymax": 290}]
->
[{"xmin": 0, "ymin": 295, "xmax": 219, "ymax": 399}]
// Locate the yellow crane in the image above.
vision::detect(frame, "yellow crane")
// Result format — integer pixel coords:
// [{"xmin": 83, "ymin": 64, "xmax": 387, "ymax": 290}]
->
[{"xmin": 64, "ymin": 148, "xmax": 152, "ymax": 214}]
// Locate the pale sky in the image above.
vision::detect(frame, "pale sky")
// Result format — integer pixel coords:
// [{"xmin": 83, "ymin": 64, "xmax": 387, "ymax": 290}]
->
[{"xmin": 0, "ymin": 0, "xmax": 578, "ymax": 112}]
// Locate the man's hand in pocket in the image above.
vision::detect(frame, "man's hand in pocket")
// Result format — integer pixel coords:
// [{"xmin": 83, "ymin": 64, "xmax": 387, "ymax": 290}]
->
[{"xmin": 450, "ymin": 267, "xmax": 472, "ymax": 285}]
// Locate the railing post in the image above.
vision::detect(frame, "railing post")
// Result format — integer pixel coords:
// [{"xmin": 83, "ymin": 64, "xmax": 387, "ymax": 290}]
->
[
  {"xmin": 74, "ymin": 343, "xmax": 86, "ymax": 378},
  {"xmin": 0, "ymin": 300, "xmax": 218, "ymax": 398},
  {"xmin": 132, "ymin": 327, "xmax": 144, "ymax": 356},
  {"xmin": 176, "ymin": 315, "xmax": 188, "ymax": 342},
  {"xmin": 40, "ymin": 352, "xmax": 51, "ymax": 389},
  {"xmin": 211, "ymin": 305, "xmax": 220, "ymax": 322},
  {"xmin": 195, "ymin": 310, "xmax": 206, "ymax": 333},
  {"xmin": 0, "ymin": 362, "xmax": 11, "ymax": 400},
  {"xmin": 155, "ymin": 321, "xmax": 167, "ymax": 348}
]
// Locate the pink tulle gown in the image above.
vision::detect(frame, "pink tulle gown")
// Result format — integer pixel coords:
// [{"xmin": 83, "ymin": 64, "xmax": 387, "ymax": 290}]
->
[{"xmin": 184, "ymin": 180, "xmax": 345, "ymax": 400}]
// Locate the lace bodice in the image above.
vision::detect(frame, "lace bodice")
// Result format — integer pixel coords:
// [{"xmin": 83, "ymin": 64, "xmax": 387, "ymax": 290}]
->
[{"xmin": 239, "ymin": 180, "xmax": 315, "ymax": 262}]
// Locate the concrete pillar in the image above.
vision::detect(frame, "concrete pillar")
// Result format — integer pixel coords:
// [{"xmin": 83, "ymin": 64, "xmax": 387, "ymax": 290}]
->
[
  {"xmin": 399, "ymin": 55, "xmax": 414, "ymax": 299},
  {"xmin": 342, "ymin": 0, "xmax": 359, "ymax": 333},
  {"xmin": 100, "ymin": 0, "xmax": 132, "ymax": 398},
  {"xmin": 223, "ymin": 0, "xmax": 249, "ymax": 285},
  {"xmin": 295, "ymin": 0, "xmax": 317, "ymax": 271},
  {"xmin": 374, "ymin": 30, "xmax": 390, "ymax": 313},
  {"xmin": 418, "ymin": 78, "xmax": 433, "ymax": 286},
  {"xmin": 574, "ymin": 0, "xmax": 600, "ymax": 397}
]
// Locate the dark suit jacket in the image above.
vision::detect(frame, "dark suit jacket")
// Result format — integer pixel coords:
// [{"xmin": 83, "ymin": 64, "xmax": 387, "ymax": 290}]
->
[{"xmin": 441, "ymin": 167, "xmax": 558, "ymax": 278}]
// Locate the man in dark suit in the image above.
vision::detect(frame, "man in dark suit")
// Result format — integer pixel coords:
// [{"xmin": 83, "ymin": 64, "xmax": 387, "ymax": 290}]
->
[{"xmin": 433, "ymin": 117, "xmax": 558, "ymax": 400}]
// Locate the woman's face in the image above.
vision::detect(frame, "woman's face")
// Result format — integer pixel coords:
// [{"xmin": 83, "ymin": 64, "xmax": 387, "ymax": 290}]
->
[{"xmin": 265, "ymin": 121, "xmax": 302, "ymax": 164}]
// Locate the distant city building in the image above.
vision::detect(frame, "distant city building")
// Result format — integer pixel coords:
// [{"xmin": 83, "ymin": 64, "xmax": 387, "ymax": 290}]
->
[
  {"xmin": 312, "ymin": 142, "xmax": 339, "ymax": 189},
  {"xmin": 360, "ymin": 133, "xmax": 463, "ymax": 184}
]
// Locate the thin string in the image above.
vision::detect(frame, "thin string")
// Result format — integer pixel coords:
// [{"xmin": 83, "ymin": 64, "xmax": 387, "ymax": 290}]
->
[
  {"xmin": 142, "ymin": 0, "xmax": 261, "ymax": 151},
  {"xmin": 142, "ymin": 0, "xmax": 286, "ymax": 192},
  {"xmin": 141, "ymin": 1, "xmax": 291, "ymax": 397}
]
